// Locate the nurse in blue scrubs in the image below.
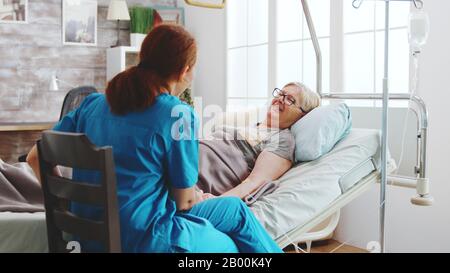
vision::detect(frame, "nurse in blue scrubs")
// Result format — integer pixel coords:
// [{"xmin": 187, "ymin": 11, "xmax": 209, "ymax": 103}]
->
[{"xmin": 27, "ymin": 24, "xmax": 282, "ymax": 253}]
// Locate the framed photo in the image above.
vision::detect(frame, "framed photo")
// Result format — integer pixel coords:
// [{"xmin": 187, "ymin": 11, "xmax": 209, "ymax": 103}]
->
[
  {"xmin": 155, "ymin": 7, "xmax": 185, "ymax": 26},
  {"xmin": 0, "ymin": 0, "xmax": 27, "ymax": 24},
  {"xmin": 62, "ymin": 0, "xmax": 97, "ymax": 46}
]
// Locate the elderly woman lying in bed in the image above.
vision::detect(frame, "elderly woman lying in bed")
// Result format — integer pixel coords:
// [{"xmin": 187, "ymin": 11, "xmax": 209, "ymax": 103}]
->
[{"xmin": 197, "ymin": 82, "xmax": 321, "ymax": 200}]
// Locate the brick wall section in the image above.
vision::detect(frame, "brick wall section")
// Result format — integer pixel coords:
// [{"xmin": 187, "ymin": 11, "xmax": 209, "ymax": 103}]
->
[
  {"xmin": 0, "ymin": 0, "xmax": 176, "ymax": 163},
  {"xmin": 0, "ymin": 130, "xmax": 43, "ymax": 163}
]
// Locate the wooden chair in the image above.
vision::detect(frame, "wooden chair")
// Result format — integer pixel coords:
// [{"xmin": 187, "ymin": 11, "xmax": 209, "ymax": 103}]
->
[{"xmin": 37, "ymin": 130, "xmax": 121, "ymax": 253}]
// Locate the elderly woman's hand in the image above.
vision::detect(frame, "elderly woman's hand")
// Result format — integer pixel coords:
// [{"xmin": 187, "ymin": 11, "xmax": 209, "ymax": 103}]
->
[{"xmin": 201, "ymin": 193, "xmax": 217, "ymax": 200}]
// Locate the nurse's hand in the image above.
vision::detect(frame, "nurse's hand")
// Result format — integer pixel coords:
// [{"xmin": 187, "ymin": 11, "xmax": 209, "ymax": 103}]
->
[{"xmin": 172, "ymin": 187, "xmax": 206, "ymax": 211}]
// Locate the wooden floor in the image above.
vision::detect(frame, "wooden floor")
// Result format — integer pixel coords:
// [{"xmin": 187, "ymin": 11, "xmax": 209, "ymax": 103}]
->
[{"xmin": 283, "ymin": 239, "xmax": 367, "ymax": 253}]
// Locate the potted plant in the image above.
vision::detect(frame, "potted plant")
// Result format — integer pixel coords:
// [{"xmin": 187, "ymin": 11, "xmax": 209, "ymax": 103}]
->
[
  {"xmin": 129, "ymin": 7, "xmax": 154, "ymax": 49},
  {"xmin": 180, "ymin": 88, "xmax": 194, "ymax": 106}
]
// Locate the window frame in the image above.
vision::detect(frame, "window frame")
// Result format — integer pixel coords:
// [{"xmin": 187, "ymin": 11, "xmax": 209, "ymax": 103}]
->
[{"xmin": 225, "ymin": 0, "xmax": 412, "ymax": 110}]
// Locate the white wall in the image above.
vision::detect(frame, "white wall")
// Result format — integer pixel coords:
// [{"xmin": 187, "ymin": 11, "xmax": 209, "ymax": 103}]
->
[
  {"xmin": 178, "ymin": 0, "xmax": 227, "ymax": 112},
  {"xmin": 180, "ymin": 0, "xmax": 450, "ymax": 252},
  {"xmin": 335, "ymin": 0, "xmax": 450, "ymax": 252}
]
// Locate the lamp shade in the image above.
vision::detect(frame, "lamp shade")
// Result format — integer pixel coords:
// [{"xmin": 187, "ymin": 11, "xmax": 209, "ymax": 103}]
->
[{"xmin": 107, "ymin": 0, "xmax": 131, "ymax": 21}]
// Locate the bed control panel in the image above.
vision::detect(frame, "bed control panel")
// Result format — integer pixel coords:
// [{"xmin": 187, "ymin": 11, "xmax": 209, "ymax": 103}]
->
[{"xmin": 338, "ymin": 157, "xmax": 377, "ymax": 193}]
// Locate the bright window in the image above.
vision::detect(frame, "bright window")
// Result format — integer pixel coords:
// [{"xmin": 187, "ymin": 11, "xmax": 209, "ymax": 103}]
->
[
  {"xmin": 276, "ymin": 0, "xmax": 331, "ymax": 92},
  {"xmin": 343, "ymin": 0, "xmax": 410, "ymax": 106},
  {"xmin": 226, "ymin": 0, "xmax": 269, "ymax": 111},
  {"xmin": 226, "ymin": 0, "xmax": 411, "ymax": 110}
]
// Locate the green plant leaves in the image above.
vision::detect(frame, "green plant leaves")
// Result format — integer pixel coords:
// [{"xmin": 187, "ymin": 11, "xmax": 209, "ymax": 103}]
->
[{"xmin": 130, "ymin": 7, "xmax": 154, "ymax": 34}]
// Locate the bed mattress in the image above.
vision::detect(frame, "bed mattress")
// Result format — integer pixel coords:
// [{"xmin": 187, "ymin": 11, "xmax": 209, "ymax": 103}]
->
[
  {"xmin": 0, "ymin": 211, "xmax": 47, "ymax": 253},
  {"xmin": 250, "ymin": 128, "xmax": 396, "ymax": 240}
]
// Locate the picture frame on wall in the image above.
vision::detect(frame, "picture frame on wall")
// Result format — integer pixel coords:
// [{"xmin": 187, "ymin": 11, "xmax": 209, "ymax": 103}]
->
[
  {"xmin": 62, "ymin": 0, "xmax": 97, "ymax": 46},
  {"xmin": 0, "ymin": 0, "xmax": 28, "ymax": 24},
  {"xmin": 155, "ymin": 7, "xmax": 185, "ymax": 26}
]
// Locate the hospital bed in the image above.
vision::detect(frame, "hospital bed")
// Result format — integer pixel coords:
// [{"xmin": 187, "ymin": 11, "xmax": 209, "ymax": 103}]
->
[
  {"xmin": 212, "ymin": 108, "xmax": 396, "ymax": 252},
  {"xmin": 0, "ymin": 100, "xmax": 422, "ymax": 253},
  {"xmin": 264, "ymin": 130, "xmax": 393, "ymax": 250},
  {"xmin": 0, "ymin": 125, "xmax": 391, "ymax": 253},
  {"xmin": 0, "ymin": 211, "xmax": 47, "ymax": 252}
]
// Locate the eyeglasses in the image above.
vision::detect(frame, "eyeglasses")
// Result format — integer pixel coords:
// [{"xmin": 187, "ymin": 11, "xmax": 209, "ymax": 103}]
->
[{"xmin": 272, "ymin": 88, "xmax": 308, "ymax": 113}]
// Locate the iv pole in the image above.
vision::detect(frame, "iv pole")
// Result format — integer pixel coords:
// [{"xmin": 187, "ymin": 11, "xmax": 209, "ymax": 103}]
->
[
  {"xmin": 351, "ymin": 0, "xmax": 424, "ymax": 253},
  {"xmin": 381, "ymin": 0, "xmax": 390, "ymax": 254}
]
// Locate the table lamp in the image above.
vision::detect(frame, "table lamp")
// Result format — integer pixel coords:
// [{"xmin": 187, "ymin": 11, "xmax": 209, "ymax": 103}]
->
[
  {"xmin": 49, "ymin": 74, "xmax": 75, "ymax": 92},
  {"xmin": 107, "ymin": 0, "xmax": 131, "ymax": 47}
]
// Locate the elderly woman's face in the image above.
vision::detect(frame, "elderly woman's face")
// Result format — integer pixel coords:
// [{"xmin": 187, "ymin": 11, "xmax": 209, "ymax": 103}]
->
[{"xmin": 266, "ymin": 85, "xmax": 305, "ymax": 129}]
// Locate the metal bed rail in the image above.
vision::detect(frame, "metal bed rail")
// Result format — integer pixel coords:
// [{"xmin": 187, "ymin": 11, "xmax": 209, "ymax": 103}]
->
[{"xmin": 301, "ymin": 0, "xmax": 429, "ymax": 183}]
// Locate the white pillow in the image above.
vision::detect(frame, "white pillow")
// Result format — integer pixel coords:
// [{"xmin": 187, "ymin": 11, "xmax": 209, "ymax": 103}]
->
[{"xmin": 291, "ymin": 103, "xmax": 352, "ymax": 162}]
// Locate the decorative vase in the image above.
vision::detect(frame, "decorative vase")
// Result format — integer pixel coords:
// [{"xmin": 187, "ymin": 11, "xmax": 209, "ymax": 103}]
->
[{"xmin": 130, "ymin": 33, "xmax": 146, "ymax": 49}]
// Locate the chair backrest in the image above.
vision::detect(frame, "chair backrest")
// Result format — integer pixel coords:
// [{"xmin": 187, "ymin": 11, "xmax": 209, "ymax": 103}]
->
[
  {"xmin": 59, "ymin": 86, "xmax": 98, "ymax": 120},
  {"xmin": 37, "ymin": 131, "xmax": 121, "ymax": 253}
]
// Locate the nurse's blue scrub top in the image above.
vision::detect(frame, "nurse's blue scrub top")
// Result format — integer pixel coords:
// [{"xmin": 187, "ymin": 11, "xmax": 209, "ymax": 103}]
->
[{"xmin": 53, "ymin": 93, "xmax": 205, "ymax": 252}]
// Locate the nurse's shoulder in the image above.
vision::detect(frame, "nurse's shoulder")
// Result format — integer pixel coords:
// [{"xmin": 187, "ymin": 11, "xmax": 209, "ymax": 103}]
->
[
  {"xmin": 157, "ymin": 93, "xmax": 191, "ymax": 108},
  {"xmin": 78, "ymin": 93, "xmax": 103, "ymax": 110}
]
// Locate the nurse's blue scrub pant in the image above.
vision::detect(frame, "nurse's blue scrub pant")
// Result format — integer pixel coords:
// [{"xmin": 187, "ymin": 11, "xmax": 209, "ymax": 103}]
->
[{"xmin": 186, "ymin": 196, "xmax": 283, "ymax": 253}]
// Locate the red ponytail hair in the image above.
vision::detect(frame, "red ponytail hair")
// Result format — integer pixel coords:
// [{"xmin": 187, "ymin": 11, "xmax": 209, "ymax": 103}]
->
[{"xmin": 106, "ymin": 24, "xmax": 197, "ymax": 115}]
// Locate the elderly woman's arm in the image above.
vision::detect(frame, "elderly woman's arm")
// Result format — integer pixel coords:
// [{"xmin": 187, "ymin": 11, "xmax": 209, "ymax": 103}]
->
[
  {"xmin": 221, "ymin": 150, "xmax": 292, "ymax": 199},
  {"xmin": 26, "ymin": 144, "xmax": 62, "ymax": 183},
  {"xmin": 26, "ymin": 145, "xmax": 41, "ymax": 183}
]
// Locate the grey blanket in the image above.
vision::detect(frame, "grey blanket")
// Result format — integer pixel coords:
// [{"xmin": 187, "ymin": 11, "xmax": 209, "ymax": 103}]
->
[
  {"xmin": 0, "ymin": 139, "xmax": 276, "ymax": 212},
  {"xmin": 0, "ymin": 159, "xmax": 44, "ymax": 213},
  {"xmin": 196, "ymin": 140, "xmax": 278, "ymax": 205}
]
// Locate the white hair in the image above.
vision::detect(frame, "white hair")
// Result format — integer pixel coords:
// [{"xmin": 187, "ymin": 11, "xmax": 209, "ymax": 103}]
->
[{"xmin": 283, "ymin": 82, "xmax": 321, "ymax": 113}]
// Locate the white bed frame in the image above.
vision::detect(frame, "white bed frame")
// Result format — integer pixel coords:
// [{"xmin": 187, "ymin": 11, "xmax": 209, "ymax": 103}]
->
[
  {"xmin": 276, "ymin": 171, "xmax": 379, "ymax": 250},
  {"xmin": 275, "ymin": 157, "xmax": 381, "ymax": 252}
]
